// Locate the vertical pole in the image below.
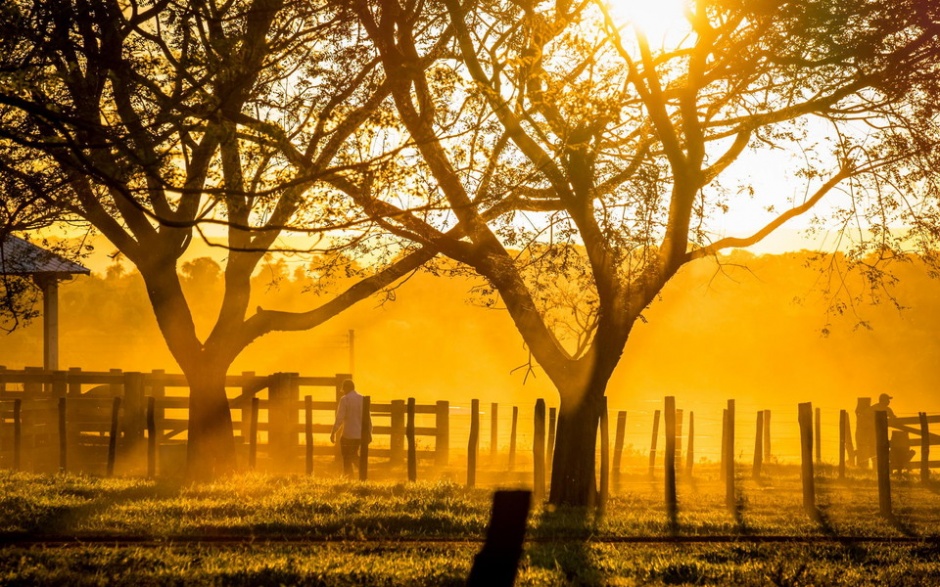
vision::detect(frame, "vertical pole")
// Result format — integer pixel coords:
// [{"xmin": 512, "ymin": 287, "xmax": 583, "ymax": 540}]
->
[
  {"xmin": 725, "ymin": 399, "xmax": 735, "ymax": 510},
  {"xmin": 359, "ymin": 396, "xmax": 371, "ymax": 481},
  {"xmin": 547, "ymin": 407, "xmax": 556, "ymax": 472},
  {"xmin": 41, "ymin": 278, "xmax": 59, "ymax": 371},
  {"xmin": 753, "ymin": 410, "xmax": 764, "ymax": 479},
  {"xmin": 490, "ymin": 403, "xmax": 498, "ymax": 461},
  {"xmin": 664, "ymin": 396, "xmax": 677, "ymax": 525},
  {"xmin": 874, "ymin": 410, "xmax": 892, "ymax": 519},
  {"xmin": 509, "ymin": 406, "xmax": 518, "ymax": 471},
  {"xmin": 686, "ymin": 411, "xmax": 695, "ymax": 477},
  {"xmin": 58, "ymin": 397, "xmax": 67, "ymax": 473},
  {"xmin": 534, "ymin": 399, "xmax": 546, "ymax": 501},
  {"xmin": 435, "ymin": 400, "xmax": 449, "ymax": 467},
  {"xmin": 763, "ymin": 410, "xmax": 771, "ymax": 462},
  {"xmin": 599, "ymin": 397, "xmax": 609, "ymax": 513},
  {"xmin": 613, "ymin": 411, "xmax": 627, "ymax": 489},
  {"xmin": 249, "ymin": 396, "xmax": 259, "ymax": 470},
  {"xmin": 68, "ymin": 367, "xmax": 82, "ymax": 397},
  {"xmin": 239, "ymin": 372, "xmax": 255, "ymax": 442},
  {"xmin": 108, "ymin": 396, "xmax": 121, "ymax": 477},
  {"xmin": 920, "ymin": 412, "xmax": 930, "ymax": 484},
  {"xmin": 798, "ymin": 402, "xmax": 816, "ymax": 519},
  {"xmin": 305, "ymin": 395, "xmax": 314, "ymax": 476},
  {"xmin": 839, "ymin": 410, "xmax": 847, "ymax": 480},
  {"xmin": 124, "ymin": 372, "xmax": 146, "ymax": 443},
  {"xmin": 675, "ymin": 408, "xmax": 683, "ymax": 472},
  {"xmin": 407, "ymin": 398, "xmax": 417, "ymax": 482},
  {"xmin": 468, "ymin": 399, "xmax": 479, "ymax": 488},
  {"xmin": 390, "ymin": 399, "xmax": 405, "ymax": 465},
  {"xmin": 720, "ymin": 409, "xmax": 728, "ymax": 481},
  {"xmin": 648, "ymin": 409, "xmax": 661, "ymax": 476},
  {"xmin": 844, "ymin": 411, "xmax": 856, "ymax": 467},
  {"xmin": 13, "ymin": 399, "xmax": 22, "ymax": 471},
  {"xmin": 815, "ymin": 407, "xmax": 822, "ymax": 465},
  {"xmin": 146, "ymin": 396, "xmax": 156, "ymax": 478}
]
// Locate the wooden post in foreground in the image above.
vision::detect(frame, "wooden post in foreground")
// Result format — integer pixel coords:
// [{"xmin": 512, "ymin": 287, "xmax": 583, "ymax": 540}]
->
[
  {"xmin": 798, "ymin": 402, "xmax": 816, "ymax": 519},
  {"xmin": 815, "ymin": 407, "xmax": 822, "ymax": 465},
  {"xmin": 763, "ymin": 410, "xmax": 771, "ymax": 462},
  {"xmin": 107, "ymin": 396, "xmax": 121, "ymax": 477},
  {"xmin": 359, "ymin": 396, "xmax": 371, "ymax": 481},
  {"xmin": 305, "ymin": 395, "xmax": 314, "ymax": 476},
  {"xmin": 874, "ymin": 410, "xmax": 892, "ymax": 519},
  {"xmin": 613, "ymin": 411, "xmax": 627, "ymax": 488},
  {"xmin": 508, "ymin": 406, "xmax": 518, "ymax": 471},
  {"xmin": 839, "ymin": 410, "xmax": 848, "ymax": 480},
  {"xmin": 467, "ymin": 399, "xmax": 480, "ymax": 488},
  {"xmin": 599, "ymin": 397, "xmax": 609, "ymax": 513},
  {"xmin": 533, "ymin": 399, "xmax": 546, "ymax": 501},
  {"xmin": 466, "ymin": 490, "xmax": 532, "ymax": 587},
  {"xmin": 920, "ymin": 412, "xmax": 930, "ymax": 484},
  {"xmin": 664, "ymin": 396, "xmax": 677, "ymax": 524},
  {"xmin": 146, "ymin": 396, "xmax": 156, "ymax": 478},
  {"xmin": 753, "ymin": 410, "xmax": 764, "ymax": 479},
  {"xmin": 648, "ymin": 409, "xmax": 661, "ymax": 476},
  {"xmin": 390, "ymin": 399, "xmax": 405, "ymax": 466},
  {"xmin": 686, "ymin": 411, "xmax": 695, "ymax": 477},
  {"xmin": 407, "ymin": 398, "xmax": 417, "ymax": 482}
]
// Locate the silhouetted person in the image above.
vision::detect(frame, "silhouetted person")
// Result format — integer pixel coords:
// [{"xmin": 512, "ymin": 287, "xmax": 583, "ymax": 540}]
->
[
  {"xmin": 871, "ymin": 392, "xmax": 897, "ymax": 422},
  {"xmin": 331, "ymin": 379, "xmax": 371, "ymax": 477}
]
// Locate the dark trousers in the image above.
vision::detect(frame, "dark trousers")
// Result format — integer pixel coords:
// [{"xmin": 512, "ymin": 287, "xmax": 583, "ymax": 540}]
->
[{"xmin": 340, "ymin": 438, "xmax": 361, "ymax": 477}]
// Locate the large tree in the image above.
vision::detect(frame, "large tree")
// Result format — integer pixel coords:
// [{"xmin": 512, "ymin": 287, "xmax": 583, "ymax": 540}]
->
[
  {"xmin": 0, "ymin": 0, "xmax": 433, "ymax": 477},
  {"xmin": 343, "ymin": 0, "xmax": 940, "ymax": 504}
]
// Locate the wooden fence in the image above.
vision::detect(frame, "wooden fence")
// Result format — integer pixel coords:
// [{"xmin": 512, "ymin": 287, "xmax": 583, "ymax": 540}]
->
[{"xmin": 0, "ymin": 368, "xmax": 450, "ymax": 475}]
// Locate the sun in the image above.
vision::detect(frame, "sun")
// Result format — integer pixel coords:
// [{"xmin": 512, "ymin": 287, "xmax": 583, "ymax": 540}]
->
[{"xmin": 606, "ymin": 0, "xmax": 690, "ymax": 43}]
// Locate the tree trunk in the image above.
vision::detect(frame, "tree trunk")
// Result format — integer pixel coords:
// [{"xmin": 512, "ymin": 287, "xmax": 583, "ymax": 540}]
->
[
  {"xmin": 185, "ymin": 364, "xmax": 237, "ymax": 480},
  {"xmin": 549, "ymin": 389, "xmax": 603, "ymax": 506}
]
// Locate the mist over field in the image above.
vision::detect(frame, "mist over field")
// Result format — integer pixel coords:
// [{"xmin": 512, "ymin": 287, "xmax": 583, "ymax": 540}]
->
[{"xmin": 2, "ymin": 246, "xmax": 939, "ymax": 462}]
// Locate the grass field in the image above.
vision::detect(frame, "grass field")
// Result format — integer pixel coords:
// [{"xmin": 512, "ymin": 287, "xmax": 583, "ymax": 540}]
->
[{"xmin": 1, "ymin": 464, "xmax": 939, "ymax": 586}]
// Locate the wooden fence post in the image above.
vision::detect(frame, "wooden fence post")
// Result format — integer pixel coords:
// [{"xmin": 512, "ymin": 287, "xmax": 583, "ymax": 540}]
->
[
  {"xmin": 390, "ymin": 399, "xmax": 405, "ymax": 466},
  {"xmin": 675, "ymin": 408, "xmax": 683, "ymax": 471},
  {"xmin": 839, "ymin": 410, "xmax": 848, "ymax": 480},
  {"xmin": 466, "ymin": 490, "xmax": 532, "ymax": 587},
  {"xmin": 269, "ymin": 373, "xmax": 298, "ymax": 473},
  {"xmin": 490, "ymin": 403, "xmax": 498, "ymax": 461},
  {"xmin": 58, "ymin": 397, "xmax": 67, "ymax": 473},
  {"xmin": 599, "ymin": 397, "xmax": 609, "ymax": 513},
  {"xmin": 815, "ymin": 407, "xmax": 822, "ymax": 464},
  {"xmin": 435, "ymin": 400, "xmax": 449, "ymax": 467},
  {"xmin": 763, "ymin": 409, "xmax": 771, "ymax": 462},
  {"xmin": 407, "ymin": 398, "xmax": 417, "ymax": 482},
  {"xmin": 648, "ymin": 409, "xmax": 661, "ymax": 476},
  {"xmin": 724, "ymin": 400, "xmax": 735, "ymax": 510},
  {"xmin": 13, "ymin": 399, "xmax": 21, "ymax": 471},
  {"xmin": 509, "ymin": 406, "xmax": 518, "ymax": 472},
  {"xmin": 108, "ymin": 396, "xmax": 121, "ymax": 477},
  {"xmin": 124, "ymin": 372, "xmax": 146, "ymax": 443},
  {"xmin": 664, "ymin": 396, "xmax": 677, "ymax": 525},
  {"xmin": 146, "ymin": 396, "xmax": 156, "ymax": 478},
  {"xmin": 613, "ymin": 411, "xmax": 627, "ymax": 489},
  {"xmin": 305, "ymin": 395, "xmax": 314, "ymax": 476},
  {"xmin": 798, "ymin": 402, "xmax": 816, "ymax": 519},
  {"xmin": 920, "ymin": 412, "xmax": 930, "ymax": 484},
  {"xmin": 359, "ymin": 396, "xmax": 371, "ymax": 481},
  {"xmin": 686, "ymin": 411, "xmax": 695, "ymax": 477},
  {"xmin": 843, "ymin": 410, "xmax": 855, "ymax": 467},
  {"xmin": 52, "ymin": 370, "xmax": 67, "ymax": 399},
  {"xmin": 547, "ymin": 407, "xmax": 556, "ymax": 472},
  {"xmin": 753, "ymin": 410, "xmax": 764, "ymax": 479},
  {"xmin": 534, "ymin": 399, "xmax": 546, "ymax": 502},
  {"xmin": 874, "ymin": 410, "xmax": 892, "ymax": 519},
  {"xmin": 249, "ymin": 396, "xmax": 260, "ymax": 470},
  {"xmin": 468, "ymin": 399, "xmax": 479, "ymax": 488}
]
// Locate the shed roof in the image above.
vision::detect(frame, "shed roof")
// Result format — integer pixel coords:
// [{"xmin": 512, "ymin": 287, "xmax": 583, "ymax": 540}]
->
[{"xmin": 0, "ymin": 235, "xmax": 90, "ymax": 276}]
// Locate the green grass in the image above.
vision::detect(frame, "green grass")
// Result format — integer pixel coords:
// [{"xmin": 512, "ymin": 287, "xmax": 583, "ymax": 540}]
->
[{"xmin": 1, "ymin": 465, "xmax": 939, "ymax": 585}]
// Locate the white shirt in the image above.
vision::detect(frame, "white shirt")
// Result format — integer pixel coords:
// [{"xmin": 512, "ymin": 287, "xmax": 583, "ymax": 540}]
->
[{"xmin": 332, "ymin": 390, "xmax": 370, "ymax": 440}]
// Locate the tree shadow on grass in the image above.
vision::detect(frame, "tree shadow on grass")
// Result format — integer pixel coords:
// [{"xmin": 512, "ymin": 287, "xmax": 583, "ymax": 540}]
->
[{"xmin": 527, "ymin": 505, "xmax": 605, "ymax": 586}]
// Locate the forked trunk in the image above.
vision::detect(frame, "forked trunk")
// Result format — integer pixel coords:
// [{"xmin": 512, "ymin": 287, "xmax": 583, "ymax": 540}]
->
[
  {"xmin": 549, "ymin": 389, "xmax": 604, "ymax": 506},
  {"xmin": 185, "ymin": 365, "xmax": 237, "ymax": 480}
]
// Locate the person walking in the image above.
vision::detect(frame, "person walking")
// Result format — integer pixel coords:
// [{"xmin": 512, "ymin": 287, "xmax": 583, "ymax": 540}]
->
[{"xmin": 330, "ymin": 379, "xmax": 371, "ymax": 477}]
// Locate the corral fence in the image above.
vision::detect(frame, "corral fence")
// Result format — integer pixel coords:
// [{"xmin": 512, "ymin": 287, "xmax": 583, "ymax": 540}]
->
[{"xmin": 0, "ymin": 367, "xmax": 451, "ymax": 476}]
